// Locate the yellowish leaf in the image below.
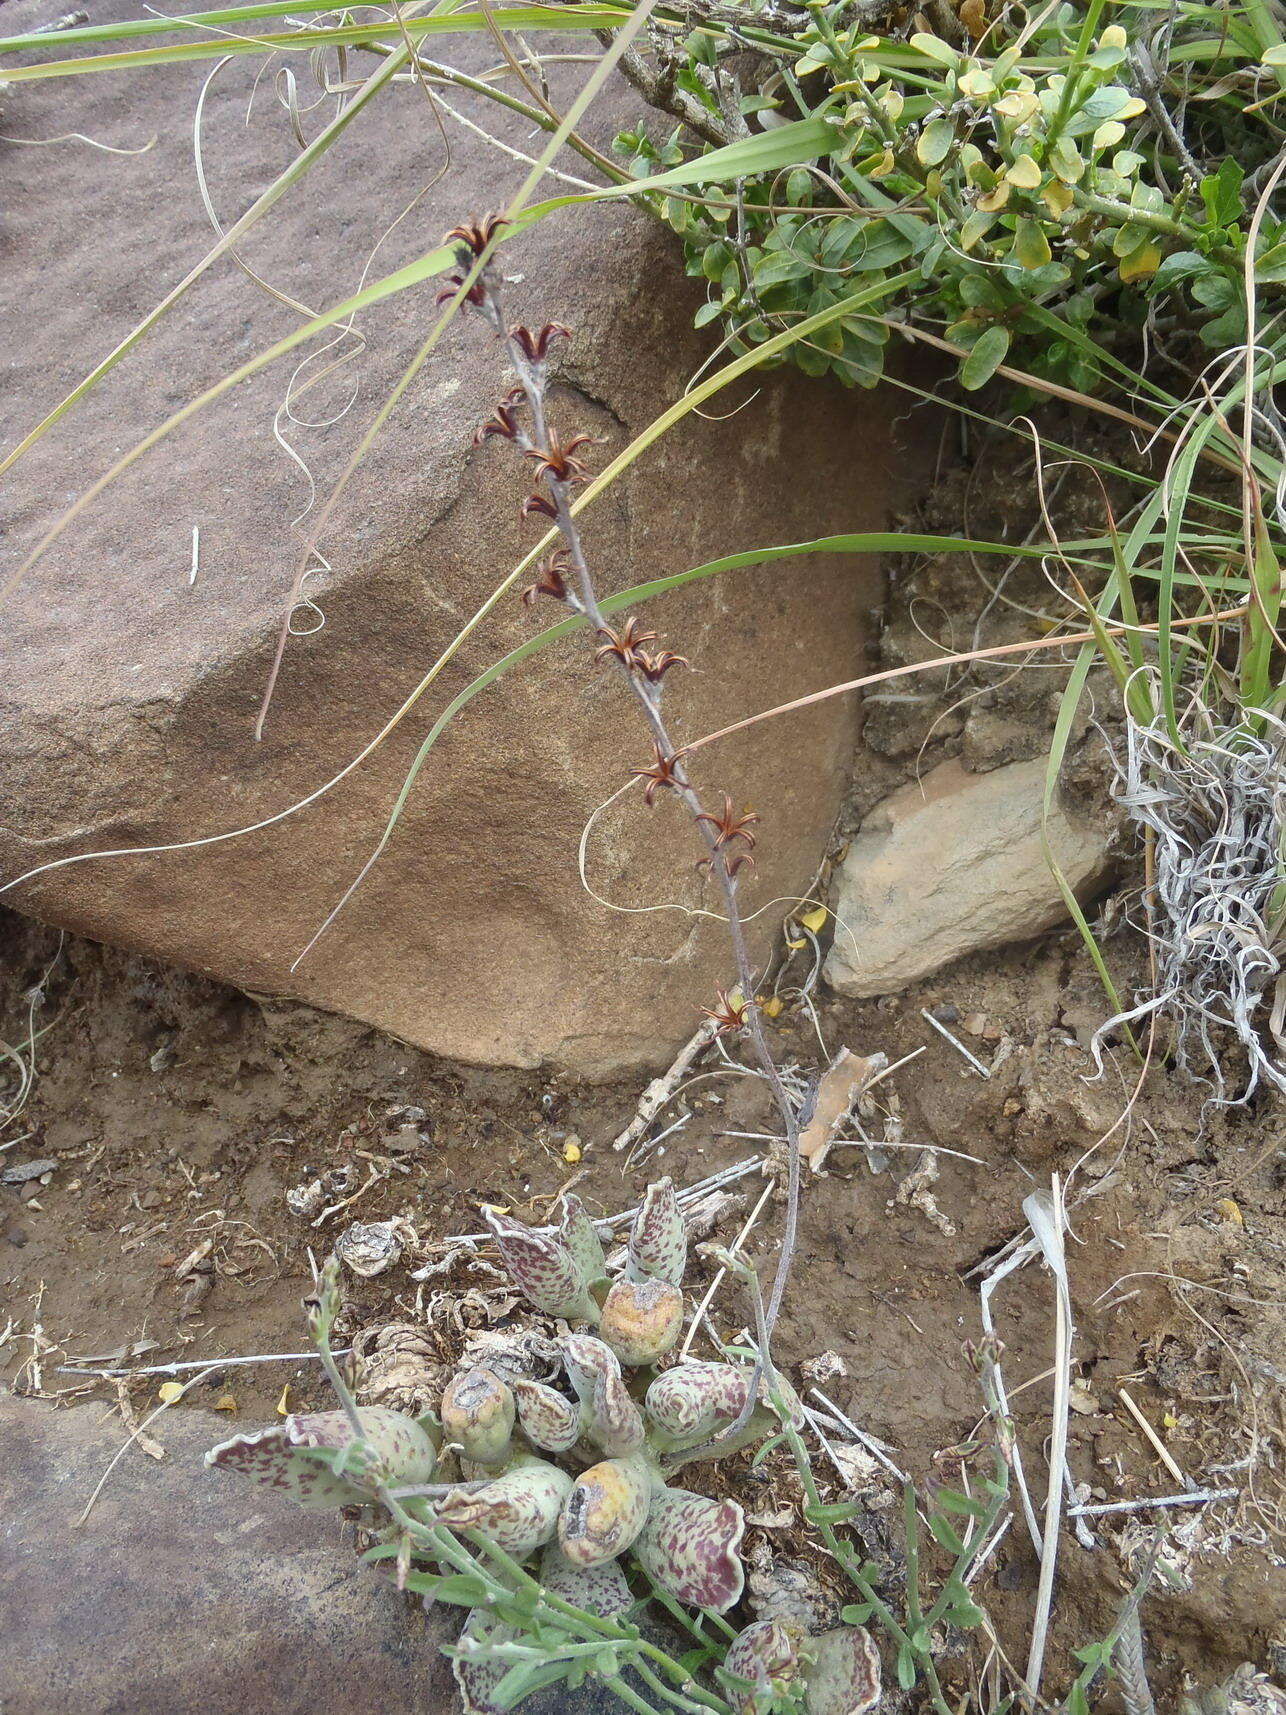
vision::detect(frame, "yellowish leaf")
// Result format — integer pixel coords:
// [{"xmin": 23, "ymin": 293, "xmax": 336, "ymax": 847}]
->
[
  {"xmin": 800, "ymin": 906, "xmax": 829, "ymax": 932},
  {"xmin": 1215, "ymin": 1197, "xmax": 1243, "ymax": 1226},
  {"xmin": 1118, "ymin": 240, "xmax": 1161, "ymax": 282},
  {"xmin": 1005, "ymin": 154, "xmax": 1042, "ymax": 189},
  {"xmin": 977, "ymin": 182, "xmax": 1011, "ymax": 212},
  {"xmin": 276, "ymin": 1384, "xmax": 292, "ymax": 1417},
  {"xmin": 157, "ymin": 1380, "xmax": 184, "ymax": 1406},
  {"xmin": 562, "ymin": 1140, "xmax": 582, "ymax": 1164},
  {"xmin": 759, "ymin": 995, "xmax": 785, "ymax": 1019},
  {"xmin": 215, "ymin": 1394, "xmax": 238, "ymax": 1413}
]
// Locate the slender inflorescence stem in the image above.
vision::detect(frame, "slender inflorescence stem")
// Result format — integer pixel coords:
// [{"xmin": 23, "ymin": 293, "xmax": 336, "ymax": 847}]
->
[{"xmin": 447, "ymin": 220, "xmax": 804, "ymax": 1372}]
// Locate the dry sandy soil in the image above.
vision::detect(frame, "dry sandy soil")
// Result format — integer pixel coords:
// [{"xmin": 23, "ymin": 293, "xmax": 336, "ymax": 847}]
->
[{"xmin": 3, "ymin": 877, "xmax": 1284, "ymax": 1708}]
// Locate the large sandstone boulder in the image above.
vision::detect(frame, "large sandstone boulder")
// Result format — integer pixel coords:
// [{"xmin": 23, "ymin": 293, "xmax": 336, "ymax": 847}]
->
[
  {"xmin": 0, "ymin": 7, "xmax": 909, "ymax": 1074},
  {"xmin": 825, "ymin": 758, "xmax": 1112, "ymax": 996}
]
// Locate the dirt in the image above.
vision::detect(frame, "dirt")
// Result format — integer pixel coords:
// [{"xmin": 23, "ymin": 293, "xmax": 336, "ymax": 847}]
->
[{"xmin": 4, "ymin": 426, "xmax": 1285, "ymax": 1710}]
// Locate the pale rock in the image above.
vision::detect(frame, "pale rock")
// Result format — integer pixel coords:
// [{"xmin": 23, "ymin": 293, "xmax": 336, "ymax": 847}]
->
[{"xmin": 825, "ymin": 758, "xmax": 1110, "ymax": 997}]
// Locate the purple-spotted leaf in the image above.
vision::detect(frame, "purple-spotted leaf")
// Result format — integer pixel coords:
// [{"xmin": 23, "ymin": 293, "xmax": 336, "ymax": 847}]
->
[
  {"xmin": 435, "ymin": 1457, "xmax": 572, "ymax": 1555},
  {"xmin": 632, "ymin": 1486, "xmax": 746, "ymax": 1612},
  {"xmin": 485, "ymin": 1207, "xmax": 597, "ymax": 1320},
  {"xmin": 452, "ymin": 1608, "xmax": 518, "ymax": 1715},
  {"xmin": 511, "ymin": 1375, "xmax": 582, "ymax": 1453},
  {"xmin": 645, "ymin": 1363, "xmax": 752, "ymax": 1440},
  {"xmin": 563, "ymin": 1333, "xmax": 644, "ymax": 1455},
  {"xmin": 626, "ymin": 1178, "xmax": 687, "ymax": 1284},
  {"xmin": 804, "ymin": 1625, "xmax": 882, "ymax": 1715},
  {"xmin": 723, "ymin": 1619, "xmax": 800, "ymax": 1715},
  {"xmin": 538, "ymin": 1543, "xmax": 634, "ymax": 1616},
  {"xmin": 558, "ymin": 1452, "xmax": 653, "ymax": 1567},
  {"xmin": 599, "ymin": 1277, "xmax": 684, "ymax": 1366},
  {"xmin": 206, "ymin": 1407, "xmax": 435, "ymax": 1510},
  {"xmin": 440, "ymin": 1367, "xmax": 515, "ymax": 1467},
  {"xmin": 560, "ymin": 1194, "xmax": 608, "ymax": 1287}
]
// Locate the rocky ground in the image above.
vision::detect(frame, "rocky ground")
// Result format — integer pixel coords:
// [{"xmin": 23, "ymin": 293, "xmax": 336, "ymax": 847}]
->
[{"xmin": 2, "ymin": 14, "xmax": 1285, "ymax": 1711}]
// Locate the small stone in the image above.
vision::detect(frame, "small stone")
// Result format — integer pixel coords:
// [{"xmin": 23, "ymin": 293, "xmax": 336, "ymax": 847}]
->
[
  {"xmin": 962, "ymin": 1012, "xmax": 987, "ymax": 1037},
  {"xmin": 930, "ymin": 1003, "xmax": 961, "ymax": 1025},
  {"xmin": 1003, "ymin": 1097, "xmax": 1023, "ymax": 1117},
  {"xmin": 826, "ymin": 758, "xmax": 1112, "ymax": 997},
  {"xmin": 1068, "ymin": 1382, "xmax": 1101, "ymax": 1416},
  {"xmin": 6, "ymin": 1225, "xmax": 28, "ymax": 1247}
]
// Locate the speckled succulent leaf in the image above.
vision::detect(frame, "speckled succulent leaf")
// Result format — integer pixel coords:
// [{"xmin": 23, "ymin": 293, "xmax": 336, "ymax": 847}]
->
[
  {"xmin": 803, "ymin": 1625, "xmax": 882, "ymax": 1715},
  {"xmin": 562, "ymin": 1336, "xmax": 644, "ymax": 1455},
  {"xmin": 289, "ymin": 1407, "xmax": 438, "ymax": 1485},
  {"xmin": 722, "ymin": 1620, "xmax": 799, "ymax": 1715},
  {"xmin": 626, "ymin": 1177, "xmax": 687, "ymax": 1285},
  {"xmin": 560, "ymin": 1194, "xmax": 608, "ymax": 1287},
  {"xmin": 562, "ymin": 1333, "xmax": 620, "ymax": 1399},
  {"xmin": 440, "ymin": 1367, "xmax": 516, "ymax": 1466},
  {"xmin": 599, "ymin": 1276, "xmax": 684, "ymax": 1366},
  {"xmin": 558, "ymin": 1452, "xmax": 654, "ymax": 1567},
  {"xmin": 645, "ymin": 1363, "xmax": 752, "ymax": 1440},
  {"xmin": 435, "ymin": 1457, "xmax": 573, "ymax": 1555},
  {"xmin": 206, "ymin": 1425, "xmax": 371, "ymax": 1511},
  {"xmin": 485, "ymin": 1207, "xmax": 596, "ymax": 1320},
  {"xmin": 538, "ymin": 1544, "xmax": 634, "ymax": 1617},
  {"xmin": 205, "ymin": 1408, "xmax": 435, "ymax": 1510},
  {"xmin": 589, "ymin": 1366, "xmax": 646, "ymax": 1456},
  {"xmin": 511, "ymin": 1375, "xmax": 582, "ymax": 1453},
  {"xmin": 451, "ymin": 1608, "xmax": 519, "ymax": 1715},
  {"xmin": 632, "ymin": 1486, "xmax": 746, "ymax": 1612}
]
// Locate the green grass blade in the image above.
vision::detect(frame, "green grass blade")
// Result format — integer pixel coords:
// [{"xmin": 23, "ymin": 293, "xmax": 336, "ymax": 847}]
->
[{"xmin": 0, "ymin": 6, "xmax": 631, "ymax": 76}]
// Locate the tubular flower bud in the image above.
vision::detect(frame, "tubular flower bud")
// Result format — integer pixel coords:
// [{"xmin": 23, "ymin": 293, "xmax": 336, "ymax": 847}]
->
[
  {"xmin": 558, "ymin": 1453, "xmax": 653, "ymax": 1567},
  {"xmin": 560, "ymin": 1194, "xmax": 608, "ymax": 1289},
  {"xmin": 802, "ymin": 1626, "xmax": 882, "ymax": 1715},
  {"xmin": 645, "ymin": 1363, "xmax": 752, "ymax": 1441},
  {"xmin": 632, "ymin": 1486, "xmax": 746, "ymax": 1612},
  {"xmin": 599, "ymin": 1276, "xmax": 684, "ymax": 1366},
  {"xmin": 435, "ymin": 1457, "xmax": 572, "ymax": 1556},
  {"xmin": 562, "ymin": 1333, "xmax": 644, "ymax": 1455},
  {"xmin": 510, "ymin": 1375, "xmax": 582, "ymax": 1454},
  {"xmin": 440, "ymin": 1368, "xmax": 515, "ymax": 1467},
  {"xmin": 538, "ymin": 1543, "xmax": 633, "ymax": 1616},
  {"xmin": 484, "ymin": 1207, "xmax": 597, "ymax": 1321},
  {"xmin": 206, "ymin": 1408, "xmax": 435, "ymax": 1510},
  {"xmin": 723, "ymin": 1619, "xmax": 800, "ymax": 1715},
  {"xmin": 626, "ymin": 1177, "xmax": 687, "ymax": 1285}
]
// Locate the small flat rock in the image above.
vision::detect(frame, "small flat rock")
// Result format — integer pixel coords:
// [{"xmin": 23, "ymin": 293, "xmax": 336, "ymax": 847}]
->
[{"xmin": 825, "ymin": 758, "xmax": 1111, "ymax": 997}]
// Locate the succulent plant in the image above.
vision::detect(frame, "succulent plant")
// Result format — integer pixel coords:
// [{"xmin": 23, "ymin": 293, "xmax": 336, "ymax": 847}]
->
[
  {"xmin": 208, "ymin": 1181, "xmax": 809, "ymax": 1708},
  {"xmin": 720, "ymin": 1617, "xmax": 883, "ymax": 1715}
]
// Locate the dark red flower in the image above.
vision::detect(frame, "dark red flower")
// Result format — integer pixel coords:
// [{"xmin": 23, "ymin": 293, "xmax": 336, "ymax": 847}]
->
[
  {"xmin": 702, "ymin": 986, "xmax": 749, "ymax": 1037},
  {"xmin": 521, "ymin": 550, "xmax": 573, "ymax": 607},
  {"xmin": 696, "ymin": 795, "xmax": 759, "ymax": 878},
  {"xmin": 632, "ymin": 742, "xmax": 690, "ymax": 806},
  {"xmin": 523, "ymin": 431, "xmax": 599, "ymax": 488},
  {"xmin": 635, "ymin": 649, "xmax": 689, "ymax": 683},
  {"xmin": 695, "ymin": 794, "xmax": 759, "ymax": 855},
  {"xmin": 593, "ymin": 617, "xmax": 660, "ymax": 672},
  {"xmin": 442, "ymin": 213, "xmax": 507, "ymax": 258},
  {"xmin": 511, "ymin": 323, "xmax": 571, "ymax": 363},
  {"xmin": 474, "ymin": 388, "xmax": 527, "ymax": 447}
]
